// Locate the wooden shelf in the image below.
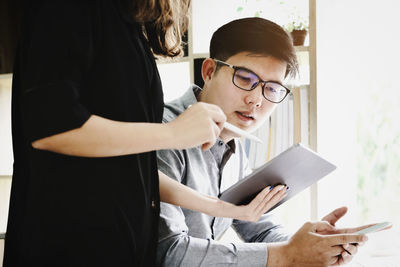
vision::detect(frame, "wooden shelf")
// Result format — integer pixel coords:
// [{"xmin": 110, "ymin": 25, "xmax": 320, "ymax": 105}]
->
[{"xmin": 295, "ymin": 46, "xmax": 309, "ymax": 52}]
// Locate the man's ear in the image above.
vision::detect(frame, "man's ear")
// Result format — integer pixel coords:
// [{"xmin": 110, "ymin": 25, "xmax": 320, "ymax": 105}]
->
[{"xmin": 201, "ymin": 58, "xmax": 216, "ymax": 83}]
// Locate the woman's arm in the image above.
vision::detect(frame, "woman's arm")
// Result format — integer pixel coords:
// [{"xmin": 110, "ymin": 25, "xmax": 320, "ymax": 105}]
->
[
  {"xmin": 33, "ymin": 115, "xmax": 173, "ymax": 157},
  {"xmin": 32, "ymin": 102, "xmax": 226, "ymax": 156},
  {"xmin": 159, "ymin": 170, "xmax": 287, "ymax": 221}
]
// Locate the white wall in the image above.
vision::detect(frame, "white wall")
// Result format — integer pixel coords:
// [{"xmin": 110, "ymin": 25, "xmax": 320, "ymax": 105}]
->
[
  {"xmin": 317, "ymin": 0, "xmax": 400, "ymax": 226},
  {"xmin": 0, "ymin": 74, "xmax": 13, "ymax": 176},
  {"xmin": 0, "ymin": 74, "xmax": 12, "ymax": 267},
  {"xmin": 316, "ymin": 0, "xmax": 400, "ymax": 263},
  {"xmin": 316, "ymin": 0, "xmax": 359, "ymax": 225},
  {"xmin": 0, "ymin": 177, "xmax": 10, "ymax": 266},
  {"xmin": 0, "ymin": 74, "xmax": 12, "ymax": 231}
]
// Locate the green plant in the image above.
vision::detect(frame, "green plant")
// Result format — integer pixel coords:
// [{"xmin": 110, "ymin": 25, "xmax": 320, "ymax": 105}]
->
[
  {"xmin": 285, "ymin": 14, "xmax": 309, "ymax": 32},
  {"xmin": 234, "ymin": 0, "xmax": 309, "ymax": 32},
  {"xmin": 284, "ymin": 4, "xmax": 309, "ymax": 32}
]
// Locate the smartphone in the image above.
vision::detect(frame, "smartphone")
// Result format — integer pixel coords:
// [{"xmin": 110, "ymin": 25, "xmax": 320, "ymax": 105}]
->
[{"xmin": 354, "ymin": 221, "xmax": 392, "ymax": 235}]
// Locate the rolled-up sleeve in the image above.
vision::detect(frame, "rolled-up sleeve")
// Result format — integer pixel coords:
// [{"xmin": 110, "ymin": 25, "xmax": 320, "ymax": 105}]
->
[
  {"xmin": 232, "ymin": 214, "xmax": 291, "ymax": 244},
  {"xmin": 19, "ymin": 1, "xmax": 94, "ymax": 142},
  {"xmin": 22, "ymin": 81, "xmax": 91, "ymax": 142},
  {"xmin": 157, "ymin": 202, "xmax": 269, "ymax": 267}
]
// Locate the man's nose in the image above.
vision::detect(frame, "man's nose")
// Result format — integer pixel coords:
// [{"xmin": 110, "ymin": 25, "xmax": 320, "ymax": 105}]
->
[{"xmin": 244, "ymin": 84, "xmax": 263, "ymax": 107}]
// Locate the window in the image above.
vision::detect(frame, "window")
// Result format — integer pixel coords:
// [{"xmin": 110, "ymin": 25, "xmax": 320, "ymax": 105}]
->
[{"xmin": 317, "ymin": 0, "xmax": 400, "ymax": 262}]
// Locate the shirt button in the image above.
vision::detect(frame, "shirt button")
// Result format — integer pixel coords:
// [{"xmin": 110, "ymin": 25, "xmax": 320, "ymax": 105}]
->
[
  {"xmin": 151, "ymin": 200, "xmax": 156, "ymax": 209},
  {"xmin": 218, "ymin": 141, "xmax": 224, "ymax": 146}
]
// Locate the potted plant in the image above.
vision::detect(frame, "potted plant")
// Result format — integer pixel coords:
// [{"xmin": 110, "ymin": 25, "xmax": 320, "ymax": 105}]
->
[{"xmin": 285, "ymin": 15, "xmax": 309, "ymax": 46}]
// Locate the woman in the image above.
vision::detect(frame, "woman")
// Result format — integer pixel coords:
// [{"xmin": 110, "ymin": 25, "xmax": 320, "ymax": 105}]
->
[{"xmin": 4, "ymin": 1, "xmax": 284, "ymax": 266}]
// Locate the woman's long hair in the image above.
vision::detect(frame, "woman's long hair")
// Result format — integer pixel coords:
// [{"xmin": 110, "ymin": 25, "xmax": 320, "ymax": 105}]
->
[{"xmin": 131, "ymin": 0, "xmax": 190, "ymax": 58}]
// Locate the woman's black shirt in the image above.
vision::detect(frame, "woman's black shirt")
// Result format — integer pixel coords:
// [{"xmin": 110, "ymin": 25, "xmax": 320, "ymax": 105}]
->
[{"xmin": 5, "ymin": 1, "xmax": 163, "ymax": 266}]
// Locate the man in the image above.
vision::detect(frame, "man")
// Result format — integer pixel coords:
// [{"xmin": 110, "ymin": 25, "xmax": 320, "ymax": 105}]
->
[{"xmin": 157, "ymin": 17, "xmax": 367, "ymax": 267}]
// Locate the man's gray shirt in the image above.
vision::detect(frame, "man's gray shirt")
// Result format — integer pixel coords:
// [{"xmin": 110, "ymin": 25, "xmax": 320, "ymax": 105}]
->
[{"xmin": 156, "ymin": 85, "xmax": 289, "ymax": 267}]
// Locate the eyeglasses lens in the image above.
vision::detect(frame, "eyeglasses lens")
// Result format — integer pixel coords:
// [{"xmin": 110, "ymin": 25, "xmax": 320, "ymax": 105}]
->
[
  {"xmin": 233, "ymin": 69, "xmax": 259, "ymax": 90},
  {"xmin": 263, "ymin": 82, "xmax": 287, "ymax": 103},
  {"xmin": 233, "ymin": 68, "xmax": 287, "ymax": 103}
]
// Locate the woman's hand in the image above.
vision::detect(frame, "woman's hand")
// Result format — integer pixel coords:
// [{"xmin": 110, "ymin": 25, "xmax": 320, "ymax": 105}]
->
[
  {"xmin": 159, "ymin": 171, "xmax": 286, "ymax": 221},
  {"xmin": 212, "ymin": 185, "xmax": 288, "ymax": 221},
  {"xmin": 166, "ymin": 102, "xmax": 226, "ymax": 150}
]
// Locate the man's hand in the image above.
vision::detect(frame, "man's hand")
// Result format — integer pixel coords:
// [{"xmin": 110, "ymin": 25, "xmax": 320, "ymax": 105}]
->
[
  {"xmin": 321, "ymin": 206, "xmax": 348, "ymax": 226},
  {"xmin": 289, "ymin": 222, "xmax": 367, "ymax": 266},
  {"xmin": 267, "ymin": 221, "xmax": 368, "ymax": 267},
  {"xmin": 320, "ymin": 206, "xmax": 362, "ymax": 266}
]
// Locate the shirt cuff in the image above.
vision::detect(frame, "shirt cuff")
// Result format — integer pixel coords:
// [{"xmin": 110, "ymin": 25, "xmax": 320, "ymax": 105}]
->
[{"xmin": 235, "ymin": 242, "xmax": 268, "ymax": 267}]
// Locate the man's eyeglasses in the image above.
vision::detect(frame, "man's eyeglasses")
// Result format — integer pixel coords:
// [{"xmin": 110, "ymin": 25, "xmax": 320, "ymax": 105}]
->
[{"xmin": 213, "ymin": 59, "xmax": 290, "ymax": 104}]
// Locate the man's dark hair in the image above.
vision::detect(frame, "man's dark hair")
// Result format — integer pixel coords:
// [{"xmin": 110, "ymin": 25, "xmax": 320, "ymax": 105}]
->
[{"xmin": 210, "ymin": 17, "xmax": 298, "ymax": 78}]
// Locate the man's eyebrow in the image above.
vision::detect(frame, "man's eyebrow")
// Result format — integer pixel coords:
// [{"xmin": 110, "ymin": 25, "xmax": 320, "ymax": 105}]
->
[{"xmin": 234, "ymin": 65, "xmax": 260, "ymax": 77}]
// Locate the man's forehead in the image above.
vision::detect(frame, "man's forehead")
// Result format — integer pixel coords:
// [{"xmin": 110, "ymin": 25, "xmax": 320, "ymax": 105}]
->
[{"xmin": 225, "ymin": 53, "xmax": 287, "ymax": 80}]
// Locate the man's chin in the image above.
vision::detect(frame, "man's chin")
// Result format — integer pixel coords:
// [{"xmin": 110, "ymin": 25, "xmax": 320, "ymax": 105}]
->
[
  {"xmin": 237, "ymin": 124, "xmax": 256, "ymax": 133},
  {"xmin": 223, "ymin": 124, "xmax": 255, "ymax": 139}
]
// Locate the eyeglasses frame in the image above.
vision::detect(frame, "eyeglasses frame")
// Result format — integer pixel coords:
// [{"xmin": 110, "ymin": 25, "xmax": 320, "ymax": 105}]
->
[{"xmin": 213, "ymin": 58, "xmax": 291, "ymax": 104}]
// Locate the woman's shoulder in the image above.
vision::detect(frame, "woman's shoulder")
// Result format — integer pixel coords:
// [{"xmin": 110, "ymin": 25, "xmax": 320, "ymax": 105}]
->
[
  {"xmin": 26, "ymin": 0, "xmax": 112, "ymax": 19},
  {"xmin": 25, "ymin": 1, "xmax": 93, "ymax": 22},
  {"xmin": 24, "ymin": 0, "xmax": 116, "ymax": 38}
]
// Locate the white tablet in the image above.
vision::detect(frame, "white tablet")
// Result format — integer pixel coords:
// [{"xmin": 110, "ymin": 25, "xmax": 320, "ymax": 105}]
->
[{"xmin": 219, "ymin": 143, "xmax": 336, "ymax": 211}]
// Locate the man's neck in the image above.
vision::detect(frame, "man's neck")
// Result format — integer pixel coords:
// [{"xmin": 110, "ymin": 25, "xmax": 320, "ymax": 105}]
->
[{"xmin": 219, "ymin": 130, "xmax": 235, "ymax": 143}]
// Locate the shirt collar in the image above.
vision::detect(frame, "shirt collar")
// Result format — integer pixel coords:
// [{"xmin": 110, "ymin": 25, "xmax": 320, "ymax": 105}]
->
[
  {"xmin": 226, "ymin": 139, "xmax": 236, "ymax": 153},
  {"xmin": 180, "ymin": 84, "xmax": 201, "ymax": 110}
]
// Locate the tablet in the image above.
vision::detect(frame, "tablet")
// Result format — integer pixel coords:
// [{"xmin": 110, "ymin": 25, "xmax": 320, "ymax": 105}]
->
[{"xmin": 219, "ymin": 143, "xmax": 336, "ymax": 211}]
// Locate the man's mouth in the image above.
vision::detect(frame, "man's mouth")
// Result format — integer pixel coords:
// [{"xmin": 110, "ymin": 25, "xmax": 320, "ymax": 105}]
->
[{"xmin": 235, "ymin": 111, "xmax": 255, "ymax": 121}]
